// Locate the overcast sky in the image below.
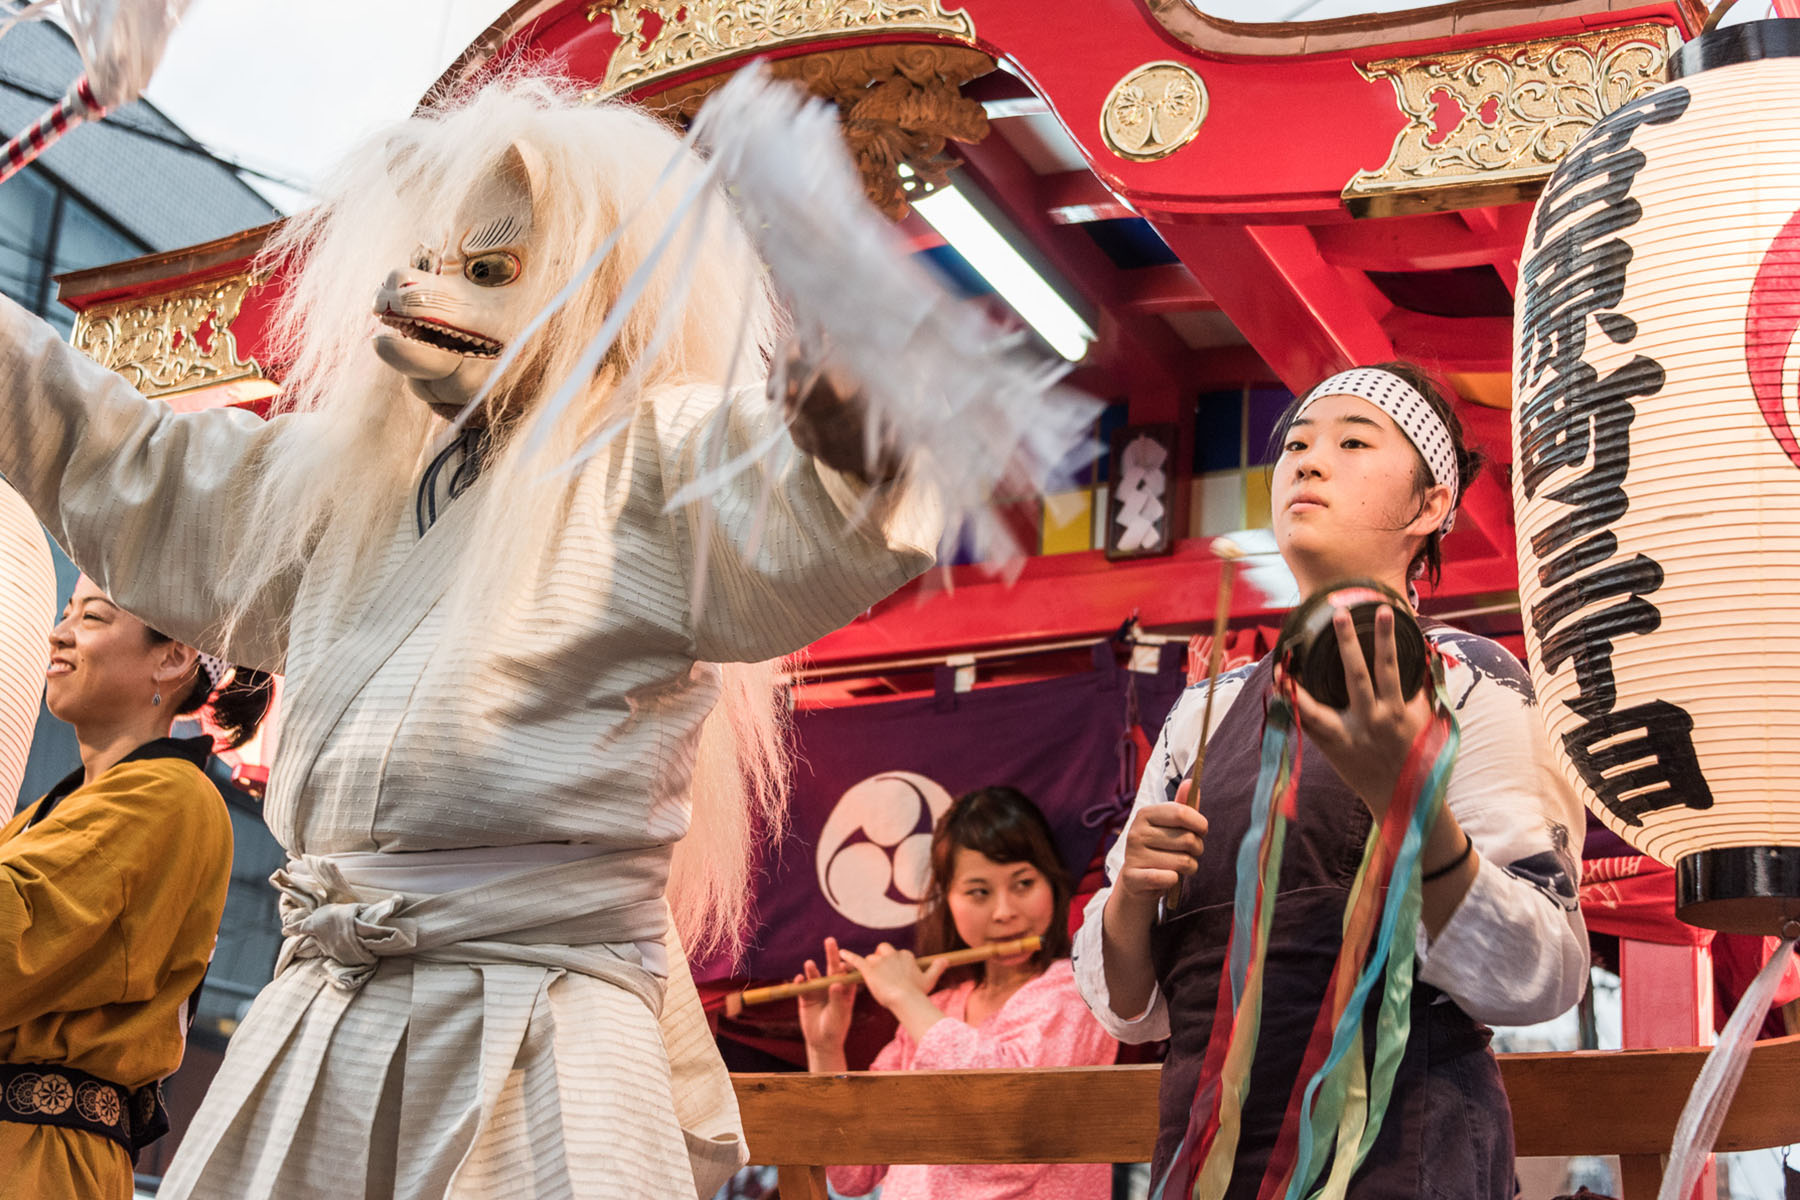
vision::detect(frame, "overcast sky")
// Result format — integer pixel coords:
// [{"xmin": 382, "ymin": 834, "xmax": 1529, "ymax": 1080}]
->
[{"xmin": 143, "ymin": 0, "xmax": 501, "ymax": 210}]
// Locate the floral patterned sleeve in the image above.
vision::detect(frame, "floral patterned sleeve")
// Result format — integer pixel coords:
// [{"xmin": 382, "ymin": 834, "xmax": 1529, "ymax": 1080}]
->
[
  {"xmin": 907, "ymin": 960, "xmax": 1116, "ymax": 1072},
  {"xmin": 1414, "ymin": 630, "xmax": 1590, "ymax": 1026}
]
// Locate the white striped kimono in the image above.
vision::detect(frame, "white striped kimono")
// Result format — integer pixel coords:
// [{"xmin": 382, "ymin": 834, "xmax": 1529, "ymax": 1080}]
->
[{"xmin": 0, "ymin": 295, "xmax": 936, "ymax": 1198}]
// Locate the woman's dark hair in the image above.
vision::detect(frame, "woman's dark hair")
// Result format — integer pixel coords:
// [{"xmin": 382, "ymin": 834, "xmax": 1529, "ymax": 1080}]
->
[
  {"xmin": 143, "ymin": 629, "xmax": 275, "ymax": 751},
  {"xmin": 914, "ymin": 786, "xmax": 1073, "ymax": 983},
  {"xmin": 1268, "ymin": 360, "xmax": 1486, "ymax": 587}
]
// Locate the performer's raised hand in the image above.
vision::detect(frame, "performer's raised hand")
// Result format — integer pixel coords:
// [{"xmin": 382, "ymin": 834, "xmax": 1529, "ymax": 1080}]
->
[
  {"xmin": 1282, "ymin": 604, "xmax": 1432, "ymax": 819},
  {"xmin": 795, "ymin": 935, "xmax": 857, "ymax": 1064},
  {"xmin": 774, "ymin": 338, "xmax": 904, "ymax": 486},
  {"xmin": 799, "ymin": 935, "xmax": 860, "ymax": 1072},
  {"xmin": 1112, "ymin": 795, "xmax": 1209, "ymax": 910}
]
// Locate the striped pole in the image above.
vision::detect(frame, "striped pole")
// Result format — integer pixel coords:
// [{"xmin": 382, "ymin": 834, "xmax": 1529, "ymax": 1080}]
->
[{"xmin": 0, "ymin": 75, "xmax": 107, "ymax": 187}]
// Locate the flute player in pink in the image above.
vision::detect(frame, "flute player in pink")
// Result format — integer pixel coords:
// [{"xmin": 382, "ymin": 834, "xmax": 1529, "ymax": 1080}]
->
[{"xmin": 796, "ymin": 786, "xmax": 1119, "ymax": 1199}]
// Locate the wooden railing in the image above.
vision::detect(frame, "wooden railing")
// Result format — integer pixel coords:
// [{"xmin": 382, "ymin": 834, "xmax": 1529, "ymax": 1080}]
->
[{"xmin": 733, "ymin": 1034, "xmax": 1800, "ymax": 1199}]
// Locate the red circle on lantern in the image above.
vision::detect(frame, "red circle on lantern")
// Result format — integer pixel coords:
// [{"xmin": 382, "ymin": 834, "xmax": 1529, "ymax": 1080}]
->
[{"xmin": 1747, "ymin": 204, "xmax": 1800, "ymax": 470}]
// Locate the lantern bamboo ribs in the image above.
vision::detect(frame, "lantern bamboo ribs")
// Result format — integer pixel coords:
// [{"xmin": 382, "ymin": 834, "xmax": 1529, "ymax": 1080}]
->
[{"xmin": 1511, "ymin": 19, "xmax": 1800, "ymax": 935}]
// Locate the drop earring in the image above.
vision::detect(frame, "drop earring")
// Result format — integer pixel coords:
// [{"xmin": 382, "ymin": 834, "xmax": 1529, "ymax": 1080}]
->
[{"xmin": 152, "ymin": 692, "xmax": 162, "ymax": 707}]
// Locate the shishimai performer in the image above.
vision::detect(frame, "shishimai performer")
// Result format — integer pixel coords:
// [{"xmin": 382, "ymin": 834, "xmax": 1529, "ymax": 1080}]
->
[
  {"xmin": 1075, "ymin": 364, "xmax": 1589, "ymax": 1198},
  {"xmin": 0, "ymin": 76, "xmax": 945, "ymax": 1198}
]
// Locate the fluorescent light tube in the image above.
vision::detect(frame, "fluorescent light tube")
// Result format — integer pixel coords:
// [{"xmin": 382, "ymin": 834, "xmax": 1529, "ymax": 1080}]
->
[{"xmin": 907, "ymin": 177, "xmax": 1096, "ymax": 362}]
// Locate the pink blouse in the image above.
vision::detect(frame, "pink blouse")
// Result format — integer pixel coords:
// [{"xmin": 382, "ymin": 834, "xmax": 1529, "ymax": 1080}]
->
[{"xmin": 827, "ymin": 957, "xmax": 1119, "ymax": 1200}]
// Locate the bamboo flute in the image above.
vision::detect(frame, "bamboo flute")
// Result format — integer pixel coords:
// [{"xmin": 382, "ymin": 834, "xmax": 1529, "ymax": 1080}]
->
[{"xmin": 722, "ymin": 934, "xmax": 1043, "ymax": 1018}]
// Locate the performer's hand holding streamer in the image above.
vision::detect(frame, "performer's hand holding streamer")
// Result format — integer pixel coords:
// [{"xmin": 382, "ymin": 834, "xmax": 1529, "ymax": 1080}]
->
[
  {"xmin": 487, "ymin": 64, "xmax": 1100, "ymax": 588},
  {"xmin": 775, "ymin": 341, "xmax": 905, "ymax": 487}
]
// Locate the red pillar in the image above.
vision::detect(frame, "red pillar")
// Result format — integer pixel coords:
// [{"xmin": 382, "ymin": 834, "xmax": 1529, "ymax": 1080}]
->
[{"xmin": 1618, "ymin": 939, "xmax": 1715, "ymax": 1200}]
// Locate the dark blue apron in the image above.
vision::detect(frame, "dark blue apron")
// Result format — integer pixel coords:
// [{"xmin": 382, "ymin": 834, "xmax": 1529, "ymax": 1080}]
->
[{"xmin": 1148, "ymin": 654, "xmax": 1514, "ymax": 1199}]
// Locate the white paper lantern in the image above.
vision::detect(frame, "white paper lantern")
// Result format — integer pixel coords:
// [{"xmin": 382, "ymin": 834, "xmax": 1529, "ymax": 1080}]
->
[
  {"xmin": 1513, "ymin": 21, "xmax": 1800, "ymax": 936},
  {"xmin": 0, "ymin": 480, "xmax": 54, "ymax": 821}
]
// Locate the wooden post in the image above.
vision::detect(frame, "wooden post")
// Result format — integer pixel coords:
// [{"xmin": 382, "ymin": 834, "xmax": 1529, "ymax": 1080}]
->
[
  {"xmin": 775, "ymin": 1164, "xmax": 829, "ymax": 1200},
  {"xmin": 1619, "ymin": 938, "xmax": 1715, "ymax": 1200},
  {"xmin": 1618, "ymin": 1154, "xmax": 1666, "ymax": 1199}
]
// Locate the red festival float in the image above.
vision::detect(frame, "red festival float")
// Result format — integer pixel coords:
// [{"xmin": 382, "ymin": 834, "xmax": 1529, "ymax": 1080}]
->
[{"xmin": 47, "ymin": 1, "xmax": 1800, "ymax": 1195}]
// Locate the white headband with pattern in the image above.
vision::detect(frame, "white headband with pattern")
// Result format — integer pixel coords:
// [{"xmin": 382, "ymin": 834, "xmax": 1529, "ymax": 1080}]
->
[{"xmin": 1293, "ymin": 367, "xmax": 1458, "ymax": 534}]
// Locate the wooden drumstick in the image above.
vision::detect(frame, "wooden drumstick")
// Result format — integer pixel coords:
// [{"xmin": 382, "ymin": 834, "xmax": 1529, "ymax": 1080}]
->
[
  {"xmin": 1164, "ymin": 537, "xmax": 1245, "ymax": 910},
  {"xmin": 722, "ymin": 935, "xmax": 1043, "ymax": 1019}
]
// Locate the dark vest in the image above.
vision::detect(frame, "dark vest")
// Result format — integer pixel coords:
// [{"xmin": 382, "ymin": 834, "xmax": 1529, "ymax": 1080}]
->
[{"xmin": 1148, "ymin": 655, "xmax": 1514, "ymax": 1199}]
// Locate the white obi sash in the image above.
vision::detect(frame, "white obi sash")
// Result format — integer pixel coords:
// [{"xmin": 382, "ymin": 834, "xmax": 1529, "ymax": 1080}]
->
[{"xmin": 268, "ymin": 844, "xmax": 746, "ymax": 1197}]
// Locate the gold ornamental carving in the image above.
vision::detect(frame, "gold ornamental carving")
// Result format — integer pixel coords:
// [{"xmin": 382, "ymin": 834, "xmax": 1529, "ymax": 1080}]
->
[
  {"xmin": 70, "ymin": 272, "xmax": 263, "ymax": 398},
  {"xmin": 1345, "ymin": 23, "xmax": 1676, "ymax": 217},
  {"xmin": 593, "ymin": 42, "xmax": 994, "ymax": 220},
  {"xmin": 1101, "ymin": 61, "xmax": 1208, "ymax": 163},
  {"xmin": 586, "ymin": 0, "xmax": 978, "ymax": 97}
]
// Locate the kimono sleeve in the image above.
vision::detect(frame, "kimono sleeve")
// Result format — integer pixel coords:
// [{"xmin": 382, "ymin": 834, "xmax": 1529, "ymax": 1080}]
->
[
  {"xmin": 1073, "ymin": 670, "xmax": 1250, "ymax": 1042},
  {"xmin": 0, "ymin": 762, "xmax": 225, "ymax": 1028},
  {"xmin": 1073, "ymin": 715, "xmax": 1178, "ymax": 1043},
  {"xmin": 1416, "ymin": 632, "xmax": 1590, "ymax": 1026},
  {"xmin": 652, "ymin": 381, "xmax": 939, "ymax": 663},
  {"xmin": 0, "ymin": 294, "xmax": 299, "ymax": 669}
]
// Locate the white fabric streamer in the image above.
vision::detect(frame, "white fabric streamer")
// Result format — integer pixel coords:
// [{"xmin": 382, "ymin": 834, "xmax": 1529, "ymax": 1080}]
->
[
  {"xmin": 1658, "ymin": 933, "xmax": 1800, "ymax": 1200},
  {"xmin": 0, "ymin": 1, "xmax": 191, "ymax": 107},
  {"xmin": 685, "ymin": 65, "xmax": 1100, "ymax": 567},
  {"xmin": 60, "ymin": 0, "xmax": 193, "ymax": 108}
]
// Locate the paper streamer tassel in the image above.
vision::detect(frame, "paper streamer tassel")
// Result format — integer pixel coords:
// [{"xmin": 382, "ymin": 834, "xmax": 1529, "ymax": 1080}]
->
[
  {"xmin": 0, "ymin": 0, "xmax": 193, "ymax": 187},
  {"xmin": 690, "ymin": 65, "xmax": 1101, "ymax": 568}
]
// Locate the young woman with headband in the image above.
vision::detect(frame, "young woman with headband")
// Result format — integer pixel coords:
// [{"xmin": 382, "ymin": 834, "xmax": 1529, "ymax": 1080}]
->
[
  {"xmin": 1074, "ymin": 363, "xmax": 1589, "ymax": 1198},
  {"xmin": 0, "ymin": 574, "xmax": 273, "ymax": 1200}
]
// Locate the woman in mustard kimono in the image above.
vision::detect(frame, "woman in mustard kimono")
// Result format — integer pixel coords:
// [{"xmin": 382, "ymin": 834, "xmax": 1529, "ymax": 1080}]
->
[{"xmin": 0, "ymin": 574, "xmax": 271, "ymax": 1199}]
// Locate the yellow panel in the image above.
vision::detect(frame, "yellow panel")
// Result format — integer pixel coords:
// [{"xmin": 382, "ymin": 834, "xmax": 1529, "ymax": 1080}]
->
[
  {"xmin": 1448, "ymin": 370, "xmax": 1512, "ymax": 410},
  {"xmin": 1041, "ymin": 489, "xmax": 1095, "ymax": 555},
  {"xmin": 1244, "ymin": 468, "xmax": 1272, "ymax": 531}
]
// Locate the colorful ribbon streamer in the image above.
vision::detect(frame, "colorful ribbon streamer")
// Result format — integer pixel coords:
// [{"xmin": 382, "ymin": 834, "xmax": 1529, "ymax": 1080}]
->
[{"xmin": 1153, "ymin": 654, "xmax": 1460, "ymax": 1200}]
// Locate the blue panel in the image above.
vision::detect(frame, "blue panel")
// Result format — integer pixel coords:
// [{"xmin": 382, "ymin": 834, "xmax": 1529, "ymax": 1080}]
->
[
  {"xmin": 1247, "ymin": 386, "xmax": 1296, "ymax": 466},
  {"xmin": 915, "ymin": 243, "xmax": 994, "ymax": 298},
  {"xmin": 1080, "ymin": 218, "xmax": 1180, "ymax": 270},
  {"xmin": 1089, "ymin": 401, "xmax": 1130, "ymax": 485},
  {"xmin": 1193, "ymin": 389, "xmax": 1242, "ymax": 473}
]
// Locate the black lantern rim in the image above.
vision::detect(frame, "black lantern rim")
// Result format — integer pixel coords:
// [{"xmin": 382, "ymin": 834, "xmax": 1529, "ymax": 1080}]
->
[
  {"xmin": 1670, "ymin": 19, "xmax": 1800, "ymax": 79},
  {"xmin": 1675, "ymin": 846, "xmax": 1800, "ymax": 936}
]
